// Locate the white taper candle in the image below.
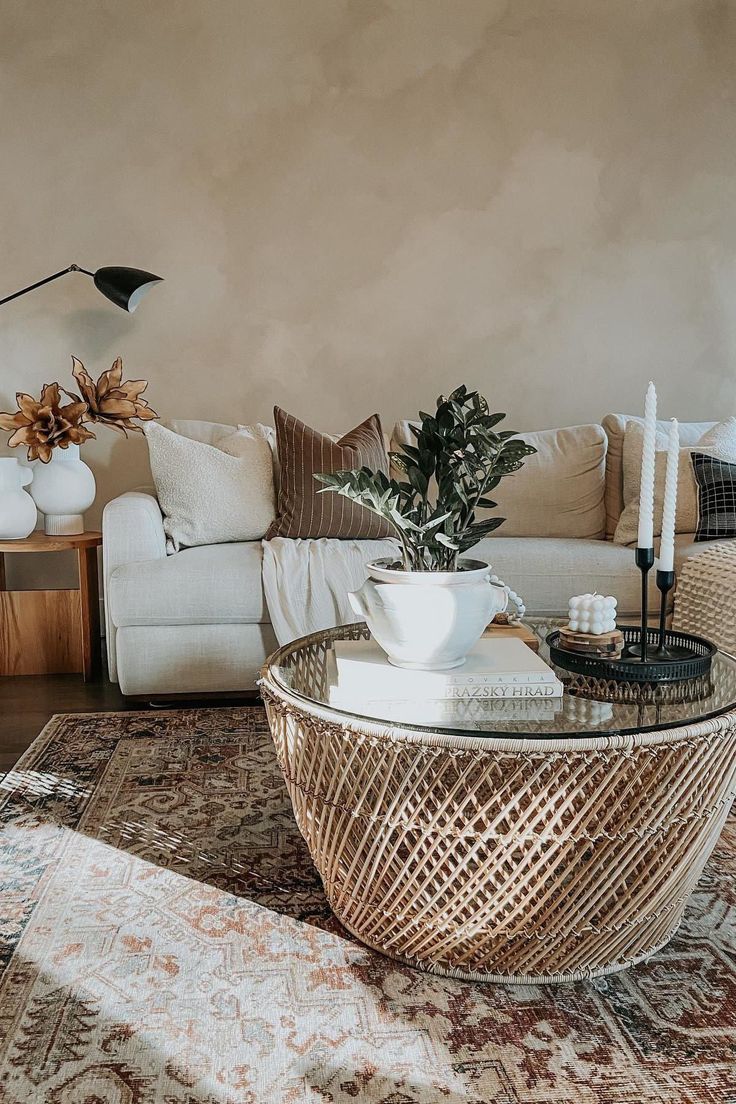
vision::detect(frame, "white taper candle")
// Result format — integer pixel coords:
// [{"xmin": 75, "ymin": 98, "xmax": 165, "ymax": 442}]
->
[
  {"xmin": 637, "ymin": 381, "xmax": 657, "ymax": 548},
  {"xmin": 659, "ymin": 417, "xmax": 679, "ymax": 572}
]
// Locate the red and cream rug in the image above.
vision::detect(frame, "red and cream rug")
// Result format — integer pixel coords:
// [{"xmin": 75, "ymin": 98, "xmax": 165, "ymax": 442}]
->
[{"xmin": 0, "ymin": 707, "xmax": 735, "ymax": 1104}]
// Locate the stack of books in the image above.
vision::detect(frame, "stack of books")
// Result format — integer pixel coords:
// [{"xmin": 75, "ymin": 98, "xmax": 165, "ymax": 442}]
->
[{"xmin": 328, "ymin": 637, "xmax": 563, "ymax": 728}]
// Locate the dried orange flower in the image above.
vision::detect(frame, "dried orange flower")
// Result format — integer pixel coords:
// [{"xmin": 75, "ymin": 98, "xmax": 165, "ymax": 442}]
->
[
  {"xmin": 69, "ymin": 356, "xmax": 158, "ymax": 435},
  {"xmin": 0, "ymin": 383, "xmax": 95, "ymax": 463}
]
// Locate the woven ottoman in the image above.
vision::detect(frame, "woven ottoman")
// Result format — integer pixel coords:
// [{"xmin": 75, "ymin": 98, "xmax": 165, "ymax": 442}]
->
[{"xmin": 674, "ymin": 542, "xmax": 736, "ymax": 652}]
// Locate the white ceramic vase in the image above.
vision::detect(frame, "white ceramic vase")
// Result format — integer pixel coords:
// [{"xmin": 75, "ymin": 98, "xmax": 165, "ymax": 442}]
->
[
  {"xmin": 30, "ymin": 444, "xmax": 96, "ymax": 536},
  {"xmin": 349, "ymin": 557, "xmax": 508, "ymax": 670},
  {"xmin": 0, "ymin": 458, "xmax": 37, "ymax": 540}
]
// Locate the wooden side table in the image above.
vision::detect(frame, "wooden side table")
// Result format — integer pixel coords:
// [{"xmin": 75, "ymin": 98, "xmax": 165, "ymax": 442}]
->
[{"xmin": 0, "ymin": 531, "xmax": 102, "ymax": 681}]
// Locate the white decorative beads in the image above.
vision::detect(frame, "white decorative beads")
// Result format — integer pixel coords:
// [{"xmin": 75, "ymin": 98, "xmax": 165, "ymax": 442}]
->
[
  {"xmin": 568, "ymin": 593, "xmax": 617, "ymax": 635},
  {"xmin": 489, "ymin": 574, "xmax": 526, "ymax": 623}
]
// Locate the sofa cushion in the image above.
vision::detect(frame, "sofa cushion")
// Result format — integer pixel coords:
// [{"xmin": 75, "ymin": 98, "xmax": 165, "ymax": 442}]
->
[
  {"xmin": 108, "ymin": 531, "xmax": 733, "ymax": 637},
  {"xmin": 601, "ymin": 414, "xmax": 714, "ymax": 538},
  {"xmin": 391, "ymin": 422, "xmax": 607, "ymax": 540},
  {"xmin": 108, "ymin": 542, "xmax": 267, "ymax": 627},
  {"xmin": 471, "ymin": 536, "xmax": 664, "ymax": 616}
]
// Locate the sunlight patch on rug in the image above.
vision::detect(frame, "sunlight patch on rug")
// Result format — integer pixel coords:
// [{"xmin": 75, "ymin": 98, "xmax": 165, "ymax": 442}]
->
[{"xmin": 4, "ymin": 820, "xmax": 467, "ymax": 1103}]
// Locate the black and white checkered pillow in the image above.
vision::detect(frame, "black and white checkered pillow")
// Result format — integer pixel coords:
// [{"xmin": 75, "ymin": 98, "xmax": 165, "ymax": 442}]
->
[{"xmin": 692, "ymin": 452, "xmax": 736, "ymax": 541}]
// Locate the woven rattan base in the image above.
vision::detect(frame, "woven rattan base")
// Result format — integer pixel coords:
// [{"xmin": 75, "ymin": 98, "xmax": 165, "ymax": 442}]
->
[
  {"xmin": 334, "ymin": 912, "xmax": 685, "ymax": 985},
  {"xmin": 261, "ymin": 629, "xmax": 736, "ymax": 985}
]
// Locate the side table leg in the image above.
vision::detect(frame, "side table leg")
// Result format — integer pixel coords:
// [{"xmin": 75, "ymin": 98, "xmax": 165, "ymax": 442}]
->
[
  {"xmin": 0, "ymin": 551, "xmax": 6, "ymax": 592},
  {"xmin": 77, "ymin": 546, "xmax": 101, "ymax": 682}
]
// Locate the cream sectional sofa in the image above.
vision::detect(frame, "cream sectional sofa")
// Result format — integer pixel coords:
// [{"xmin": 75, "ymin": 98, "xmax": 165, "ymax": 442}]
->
[{"xmin": 103, "ymin": 413, "xmax": 724, "ymax": 696}]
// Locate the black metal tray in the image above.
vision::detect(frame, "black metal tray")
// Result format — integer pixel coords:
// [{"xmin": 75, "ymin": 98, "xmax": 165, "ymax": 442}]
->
[{"xmin": 546, "ymin": 626, "xmax": 716, "ymax": 684}]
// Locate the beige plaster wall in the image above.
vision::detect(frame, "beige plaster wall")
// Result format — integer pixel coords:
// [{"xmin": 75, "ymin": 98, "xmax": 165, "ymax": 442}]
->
[{"xmin": 1, "ymin": 0, "xmax": 736, "ymax": 587}]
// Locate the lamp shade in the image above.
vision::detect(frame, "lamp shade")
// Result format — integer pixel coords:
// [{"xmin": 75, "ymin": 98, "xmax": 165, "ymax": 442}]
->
[{"xmin": 93, "ymin": 266, "xmax": 163, "ymax": 312}]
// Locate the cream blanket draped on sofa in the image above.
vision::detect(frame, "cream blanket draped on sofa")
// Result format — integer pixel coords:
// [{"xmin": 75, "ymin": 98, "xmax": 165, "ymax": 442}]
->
[{"xmin": 261, "ymin": 536, "xmax": 399, "ymax": 645}]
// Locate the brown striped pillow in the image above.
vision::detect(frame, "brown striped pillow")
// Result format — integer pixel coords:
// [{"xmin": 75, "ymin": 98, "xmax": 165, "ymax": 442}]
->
[{"xmin": 266, "ymin": 408, "xmax": 393, "ymax": 539}]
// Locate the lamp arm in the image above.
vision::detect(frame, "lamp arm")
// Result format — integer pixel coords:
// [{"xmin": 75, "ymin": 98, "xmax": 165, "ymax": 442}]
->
[{"xmin": 0, "ymin": 264, "xmax": 94, "ymax": 307}]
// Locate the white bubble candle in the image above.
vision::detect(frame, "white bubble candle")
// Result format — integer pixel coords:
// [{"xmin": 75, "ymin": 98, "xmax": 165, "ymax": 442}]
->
[{"xmin": 568, "ymin": 593, "xmax": 618, "ymax": 635}]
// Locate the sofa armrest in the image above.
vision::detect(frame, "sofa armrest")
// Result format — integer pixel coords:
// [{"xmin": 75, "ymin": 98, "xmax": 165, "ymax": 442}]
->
[{"xmin": 103, "ymin": 492, "xmax": 166, "ymax": 681}]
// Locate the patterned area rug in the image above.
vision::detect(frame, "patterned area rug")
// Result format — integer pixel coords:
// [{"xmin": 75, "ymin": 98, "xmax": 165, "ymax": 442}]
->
[{"xmin": 1, "ymin": 708, "xmax": 735, "ymax": 1104}]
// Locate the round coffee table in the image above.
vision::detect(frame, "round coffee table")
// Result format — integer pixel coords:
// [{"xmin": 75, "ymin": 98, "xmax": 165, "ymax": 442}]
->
[{"xmin": 260, "ymin": 621, "xmax": 736, "ymax": 984}]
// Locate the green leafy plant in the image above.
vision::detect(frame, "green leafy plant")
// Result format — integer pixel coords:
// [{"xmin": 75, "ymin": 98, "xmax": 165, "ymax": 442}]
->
[{"xmin": 316, "ymin": 385, "xmax": 536, "ymax": 572}]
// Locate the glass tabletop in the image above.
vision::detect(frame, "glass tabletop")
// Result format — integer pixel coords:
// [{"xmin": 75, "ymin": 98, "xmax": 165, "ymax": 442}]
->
[{"xmin": 268, "ymin": 619, "xmax": 736, "ymax": 740}]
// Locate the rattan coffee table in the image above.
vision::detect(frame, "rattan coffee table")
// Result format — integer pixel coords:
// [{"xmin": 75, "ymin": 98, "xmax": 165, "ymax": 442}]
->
[{"xmin": 260, "ymin": 621, "xmax": 736, "ymax": 984}]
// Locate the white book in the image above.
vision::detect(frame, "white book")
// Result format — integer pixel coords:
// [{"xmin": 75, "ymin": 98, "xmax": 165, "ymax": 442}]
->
[
  {"xmin": 327, "ymin": 691, "xmax": 560, "ymax": 728},
  {"xmin": 441, "ymin": 681, "xmax": 563, "ymax": 700},
  {"xmin": 330, "ymin": 680, "xmax": 563, "ymax": 707},
  {"xmin": 332, "ymin": 637, "xmax": 562, "ymax": 700}
]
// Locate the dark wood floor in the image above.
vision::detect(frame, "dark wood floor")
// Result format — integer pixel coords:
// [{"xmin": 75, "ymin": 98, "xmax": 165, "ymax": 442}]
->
[{"xmin": 0, "ymin": 673, "xmax": 258, "ymax": 772}]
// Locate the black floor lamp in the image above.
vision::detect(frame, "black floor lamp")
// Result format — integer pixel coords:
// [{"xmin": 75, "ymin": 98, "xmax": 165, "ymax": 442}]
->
[{"xmin": 0, "ymin": 264, "xmax": 163, "ymax": 312}]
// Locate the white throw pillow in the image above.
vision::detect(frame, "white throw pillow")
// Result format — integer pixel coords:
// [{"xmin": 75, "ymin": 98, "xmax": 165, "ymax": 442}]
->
[
  {"xmin": 164, "ymin": 418, "xmax": 275, "ymax": 452},
  {"xmin": 145, "ymin": 422, "xmax": 276, "ymax": 552},
  {"xmin": 698, "ymin": 416, "xmax": 736, "ymax": 454},
  {"xmin": 613, "ymin": 417, "xmax": 736, "ymax": 545}
]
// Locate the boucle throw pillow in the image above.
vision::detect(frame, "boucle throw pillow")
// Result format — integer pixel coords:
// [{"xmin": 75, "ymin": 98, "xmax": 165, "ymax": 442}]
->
[
  {"xmin": 164, "ymin": 418, "xmax": 275, "ymax": 451},
  {"xmin": 145, "ymin": 421, "xmax": 276, "ymax": 552},
  {"xmin": 613, "ymin": 418, "xmax": 736, "ymax": 545},
  {"xmin": 692, "ymin": 453, "xmax": 736, "ymax": 541},
  {"xmin": 698, "ymin": 416, "xmax": 736, "ymax": 454},
  {"xmin": 266, "ymin": 407, "xmax": 392, "ymax": 539}
]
